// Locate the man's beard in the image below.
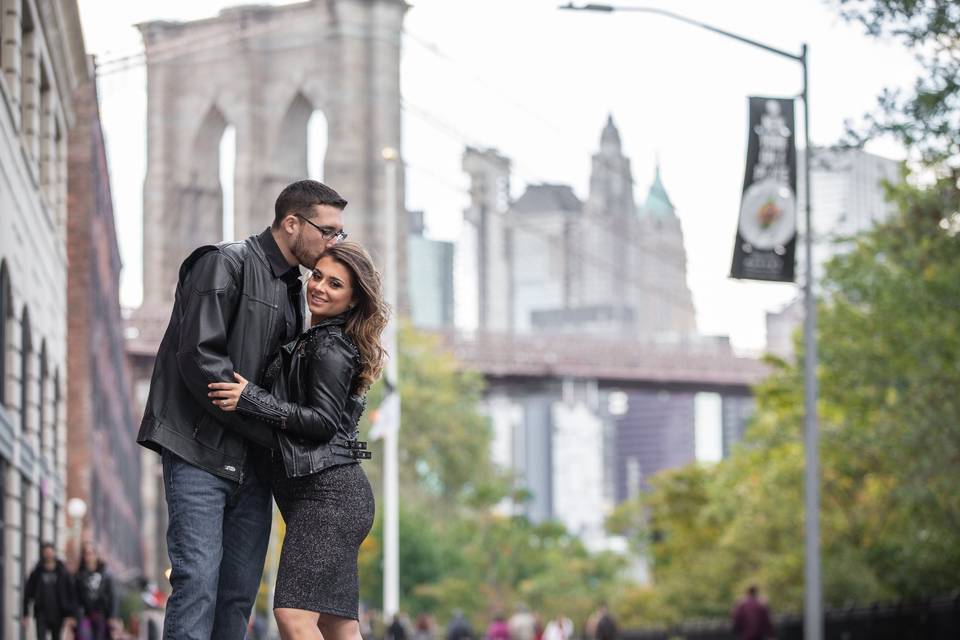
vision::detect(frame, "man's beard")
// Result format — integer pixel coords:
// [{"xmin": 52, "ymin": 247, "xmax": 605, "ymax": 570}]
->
[{"xmin": 291, "ymin": 228, "xmax": 320, "ymax": 269}]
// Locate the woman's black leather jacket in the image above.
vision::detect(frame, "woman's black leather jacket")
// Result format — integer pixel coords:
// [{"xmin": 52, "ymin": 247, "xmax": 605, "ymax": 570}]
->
[{"xmin": 235, "ymin": 314, "xmax": 370, "ymax": 477}]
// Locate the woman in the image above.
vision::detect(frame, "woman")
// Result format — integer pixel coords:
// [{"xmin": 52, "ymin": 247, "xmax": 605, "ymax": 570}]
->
[
  {"xmin": 208, "ymin": 242, "xmax": 388, "ymax": 640},
  {"xmin": 74, "ymin": 542, "xmax": 118, "ymax": 640}
]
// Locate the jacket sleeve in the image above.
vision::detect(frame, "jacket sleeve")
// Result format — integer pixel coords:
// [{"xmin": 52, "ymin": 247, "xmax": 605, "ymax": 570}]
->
[
  {"xmin": 22, "ymin": 568, "xmax": 37, "ymax": 616},
  {"xmin": 236, "ymin": 335, "xmax": 355, "ymax": 442},
  {"xmin": 174, "ymin": 250, "xmax": 257, "ymax": 434}
]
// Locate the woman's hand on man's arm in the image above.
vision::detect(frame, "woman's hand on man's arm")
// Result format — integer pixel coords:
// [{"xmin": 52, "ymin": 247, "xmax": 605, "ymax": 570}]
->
[{"xmin": 207, "ymin": 372, "xmax": 249, "ymax": 412}]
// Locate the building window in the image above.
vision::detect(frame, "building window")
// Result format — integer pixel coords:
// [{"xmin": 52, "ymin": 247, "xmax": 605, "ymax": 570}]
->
[
  {"xmin": 0, "ymin": 459, "xmax": 5, "ymax": 630},
  {"xmin": 38, "ymin": 340, "xmax": 46, "ymax": 453},
  {"xmin": 37, "ymin": 342, "xmax": 46, "ymax": 542},
  {"xmin": 20, "ymin": 306, "xmax": 31, "ymax": 434},
  {"xmin": 20, "ymin": 1, "xmax": 39, "ymax": 170},
  {"xmin": 0, "ymin": 259, "xmax": 10, "ymax": 406},
  {"xmin": 1, "ymin": 0, "xmax": 24, "ymax": 120}
]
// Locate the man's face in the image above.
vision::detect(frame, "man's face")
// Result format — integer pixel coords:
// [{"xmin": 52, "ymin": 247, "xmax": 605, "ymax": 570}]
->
[
  {"xmin": 41, "ymin": 546, "xmax": 55, "ymax": 563},
  {"xmin": 290, "ymin": 204, "xmax": 344, "ymax": 269}
]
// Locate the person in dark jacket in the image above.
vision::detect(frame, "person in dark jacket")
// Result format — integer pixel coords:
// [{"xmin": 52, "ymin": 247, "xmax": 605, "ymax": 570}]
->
[
  {"xmin": 22, "ymin": 542, "xmax": 74, "ymax": 639},
  {"xmin": 208, "ymin": 242, "xmax": 387, "ymax": 640},
  {"xmin": 731, "ymin": 585, "xmax": 774, "ymax": 640},
  {"xmin": 74, "ymin": 542, "xmax": 117, "ymax": 640},
  {"xmin": 136, "ymin": 179, "xmax": 348, "ymax": 640}
]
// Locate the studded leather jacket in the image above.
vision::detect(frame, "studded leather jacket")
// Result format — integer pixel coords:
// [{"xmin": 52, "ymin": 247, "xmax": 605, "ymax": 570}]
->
[{"xmin": 235, "ymin": 313, "xmax": 370, "ymax": 478}]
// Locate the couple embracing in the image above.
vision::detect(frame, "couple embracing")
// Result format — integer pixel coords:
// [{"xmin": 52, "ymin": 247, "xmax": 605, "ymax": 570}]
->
[{"xmin": 137, "ymin": 180, "xmax": 388, "ymax": 640}]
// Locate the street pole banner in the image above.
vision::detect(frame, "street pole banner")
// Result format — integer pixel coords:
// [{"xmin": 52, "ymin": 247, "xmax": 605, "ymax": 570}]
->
[{"xmin": 730, "ymin": 96, "xmax": 798, "ymax": 282}]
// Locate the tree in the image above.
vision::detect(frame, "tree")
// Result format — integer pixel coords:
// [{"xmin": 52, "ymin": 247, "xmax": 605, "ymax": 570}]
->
[
  {"xmin": 615, "ymin": 192, "xmax": 960, "ymax": 622},
  {"xmin": 833, "ymin": 0, "xmax": 960, "ymax": 169}
]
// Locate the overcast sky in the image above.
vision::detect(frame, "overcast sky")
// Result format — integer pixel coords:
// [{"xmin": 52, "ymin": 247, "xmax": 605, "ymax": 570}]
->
[{"xmin": 78, "ymin": 0, "xmax": 920, "ymax": 352}]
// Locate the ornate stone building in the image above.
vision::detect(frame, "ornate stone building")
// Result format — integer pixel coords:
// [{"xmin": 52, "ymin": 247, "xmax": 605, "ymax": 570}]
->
[
  {"xmin": 0, "ymin": 0, "xmax": 87, "ymax": 635},
  {"xmin": 462, "ymin": 115, "xmax": 697, "ymax": 341}
]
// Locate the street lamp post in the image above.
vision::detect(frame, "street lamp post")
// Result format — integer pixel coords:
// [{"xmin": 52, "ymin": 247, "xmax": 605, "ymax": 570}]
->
[
  {"xmin": 381, "ymin": 146, "xmax": 401, "ymax": 619},
  {"xmin": 559, "ymin": 4, "xmax": 820, "ymax": 639}
]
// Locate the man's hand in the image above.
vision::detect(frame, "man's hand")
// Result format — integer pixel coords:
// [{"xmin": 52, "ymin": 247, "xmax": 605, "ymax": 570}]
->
[
  {"xmin": 21, "ymin": 617, "xmax": 29, "ymax": 628},
  {"xmin": 207, "ymin": 373, "xmax": 249, "ymax": 412}
]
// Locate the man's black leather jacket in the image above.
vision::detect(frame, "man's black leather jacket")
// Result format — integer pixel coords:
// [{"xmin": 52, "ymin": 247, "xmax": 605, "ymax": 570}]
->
[
  {"xmin": 235, "ymin": 314, "xmax": 370, "ymax": 478},
  {"xmin": 137, "ymin": 231, "xmax": 297, "ymax": 482}
]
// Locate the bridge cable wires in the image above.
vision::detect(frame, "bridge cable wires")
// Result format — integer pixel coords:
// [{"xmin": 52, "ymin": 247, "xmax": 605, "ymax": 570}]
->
[{"xmin": 402, "ymin": 28, "xmax": 653, "ymax": 200}]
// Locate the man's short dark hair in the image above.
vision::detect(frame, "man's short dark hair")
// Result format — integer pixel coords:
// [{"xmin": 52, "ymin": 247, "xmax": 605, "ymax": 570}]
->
[
  {"xmin": 273, "ymin": 180, "xmax": 347, "ymax": 228},
  {"xmin": 40, "ymin": 541, "xmax": 55, "ymax": 552}
]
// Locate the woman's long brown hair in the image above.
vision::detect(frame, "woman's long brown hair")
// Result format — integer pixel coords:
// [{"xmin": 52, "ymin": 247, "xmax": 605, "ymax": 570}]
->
[{"xmin": 320, "ymin": 242, "xmax": 389, "ymax": 393}]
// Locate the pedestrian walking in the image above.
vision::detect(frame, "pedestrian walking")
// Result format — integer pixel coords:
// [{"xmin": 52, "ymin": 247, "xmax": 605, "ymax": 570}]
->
[
  {"xmin": 137, "ymin": 179, "xmax": 348, "ymax": 639},
  {"xmin": 446, "ymin": 610, "xmax": 475, "ymax": 640},
  {"xmin": 486, "ymin": 613, "xmax": 509, "ymax": 640},
  {"xmin": 74, "ymin": 542, "xmax": 118, "ymax": 640},
  {"xmin": 731, "ymin": 585, "xmax": 774, "ymax": 640},
  {"xmin": 388, "ymin": 613, "xmax": 409, "ymax": 640},
  {"xmin": 22, "ymin": 542, "xmax": 75, "ymax": 639},
  {"xmin": 541, "ymin": 614, "xmax": 572, "ymax": 640},
  {"xmin": 592, "ymin": 604, "xmax": 618, "ymax": 640},
  {"xmin": 507, "ymin": 605, "xmax": 536, "ymax": 640},
  {"xmin": 413, "ymin": 613, "xmax": 434, "ymax": 640},
  {"xmin": 209, "ymin": 242, "xmax": 386, "ymax": 640}
]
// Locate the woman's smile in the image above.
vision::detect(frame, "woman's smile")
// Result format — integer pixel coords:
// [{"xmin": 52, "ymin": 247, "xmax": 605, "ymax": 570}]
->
[{"xmin": 307, "ymin": 255, "xmax": 354, "ymax": 320}]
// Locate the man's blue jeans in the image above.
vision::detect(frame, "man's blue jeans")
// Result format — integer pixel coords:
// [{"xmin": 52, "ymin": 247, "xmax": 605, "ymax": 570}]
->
[{"xmin": 162, "ymin": 449, "xmax": 272, "ymax": 640}]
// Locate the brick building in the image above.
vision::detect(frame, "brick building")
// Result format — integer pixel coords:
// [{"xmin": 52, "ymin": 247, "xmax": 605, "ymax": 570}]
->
[
  {"xmin": 66, "ymin": 61, "xmax": 143, "ymax": 580},
  {"xmin": 0, "ymin": 0, "xmax": 87, "ymax": 635}
]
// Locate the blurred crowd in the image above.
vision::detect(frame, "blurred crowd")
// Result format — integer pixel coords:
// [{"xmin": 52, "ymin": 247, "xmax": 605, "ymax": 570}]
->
[
  {"xmin": 21, "ymin": 542, "xmax": 123, "ymax": 640},
  {"xmin": 364, "ymin": 603, "xmax": 619, "ymax": 640}
]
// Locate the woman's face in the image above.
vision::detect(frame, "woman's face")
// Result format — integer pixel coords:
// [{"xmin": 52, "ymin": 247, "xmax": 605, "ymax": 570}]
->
[{"xmin": 308, "ymin": 255, "xmax": 355, "ymax": 320}]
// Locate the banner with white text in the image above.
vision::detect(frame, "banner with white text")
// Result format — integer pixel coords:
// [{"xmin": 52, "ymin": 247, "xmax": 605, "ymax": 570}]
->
[{"xmin": 730, "ymin": 96, "xmax": 798, "ymax": 282}]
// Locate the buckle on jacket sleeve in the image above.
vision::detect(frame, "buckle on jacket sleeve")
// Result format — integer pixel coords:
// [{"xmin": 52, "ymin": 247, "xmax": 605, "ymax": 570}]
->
[
  {"xmin": 347, "ymin": 440, "xmax": 368, "ymax": 450},
  {"xmin": 352, "ymin": 450, "xmax": 372, "ymax": 460}
]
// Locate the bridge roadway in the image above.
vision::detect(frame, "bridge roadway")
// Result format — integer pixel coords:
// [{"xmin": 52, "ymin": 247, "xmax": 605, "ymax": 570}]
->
[
  {"xmin": 126, "ymin": 305, "xmax": 770, "ymax": 393},
  {"xmin": 430, "ymin": 330, "xmax": 770, "ymax": 393}
]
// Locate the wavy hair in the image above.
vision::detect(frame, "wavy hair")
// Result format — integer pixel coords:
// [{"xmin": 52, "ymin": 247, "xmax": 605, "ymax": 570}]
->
[{"xmin": 320, "ymin": 242, "xmax": 389, "ymax": 393}]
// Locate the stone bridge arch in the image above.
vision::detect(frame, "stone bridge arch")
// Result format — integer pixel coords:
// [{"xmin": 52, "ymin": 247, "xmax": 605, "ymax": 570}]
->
[{"xmin": 139, "ymin": 0, "xmax": 406, "ymax": 307}]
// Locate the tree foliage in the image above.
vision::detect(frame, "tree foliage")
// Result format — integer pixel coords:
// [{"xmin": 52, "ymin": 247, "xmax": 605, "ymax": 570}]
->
[
  {"xmin": 608, "ymin": 180, "xmax": 960, "ymax": 623},
  {"xmin": 833, "ymin": 0, "xmax": 960, "ymax": 168}
]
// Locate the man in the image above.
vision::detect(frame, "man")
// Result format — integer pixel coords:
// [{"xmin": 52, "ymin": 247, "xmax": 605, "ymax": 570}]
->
[
  {"xmin": 22, "ymin": 542, "xmax": 74, "ymax": 640},
  {"xmin": 446, "ymin": 610, "xmax": 474, "ymax": 640},
  {"xmin": 137, "ymin": 180, "xmax": 348, "ymax": 639},
  {"xmin": 731, "ymin": 585, "xmax": 774, "ymax": 640},
  {"xmin": 593, "ymin": 604, "xmax": 618, "ymax": 640}
]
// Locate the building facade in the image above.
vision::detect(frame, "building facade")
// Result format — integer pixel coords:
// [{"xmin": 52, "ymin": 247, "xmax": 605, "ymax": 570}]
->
[
  {"xmin": 0, "ymin": 0, "xmax": 87, "ymax": 635},
  {"xmin": 66, "ymin": 63, "xmax": 142, "ymax": 581},
  {"xmin": 407, "ymin": 210, "xmax": 454, "ymax": 329}
]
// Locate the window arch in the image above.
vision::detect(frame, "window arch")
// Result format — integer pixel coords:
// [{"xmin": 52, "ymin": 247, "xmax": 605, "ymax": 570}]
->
[{"xmin": 38, "ymin": 340, "xmax": 47, "ymax": 452}]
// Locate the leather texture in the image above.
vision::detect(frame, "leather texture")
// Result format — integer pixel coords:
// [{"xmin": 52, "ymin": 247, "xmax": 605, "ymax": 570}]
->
[
  {"xmin": 137, "ymin": 231, "xmax": 297, "ymax": 482},
  {"xmin": 237, "ymin": 315, "xmax": 370, "ymax": 478}
]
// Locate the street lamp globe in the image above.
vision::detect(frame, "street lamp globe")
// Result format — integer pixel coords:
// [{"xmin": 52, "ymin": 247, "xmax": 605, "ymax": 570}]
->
[{"xmin": 67, "ymin": 497, "xmax": 87, "ymax": 520}]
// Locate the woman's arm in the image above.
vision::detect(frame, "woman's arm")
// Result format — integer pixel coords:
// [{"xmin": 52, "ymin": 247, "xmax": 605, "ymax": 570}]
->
[{"xmin": 207, "ymin": 335, "xmax": 355, "ymax": 442}]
